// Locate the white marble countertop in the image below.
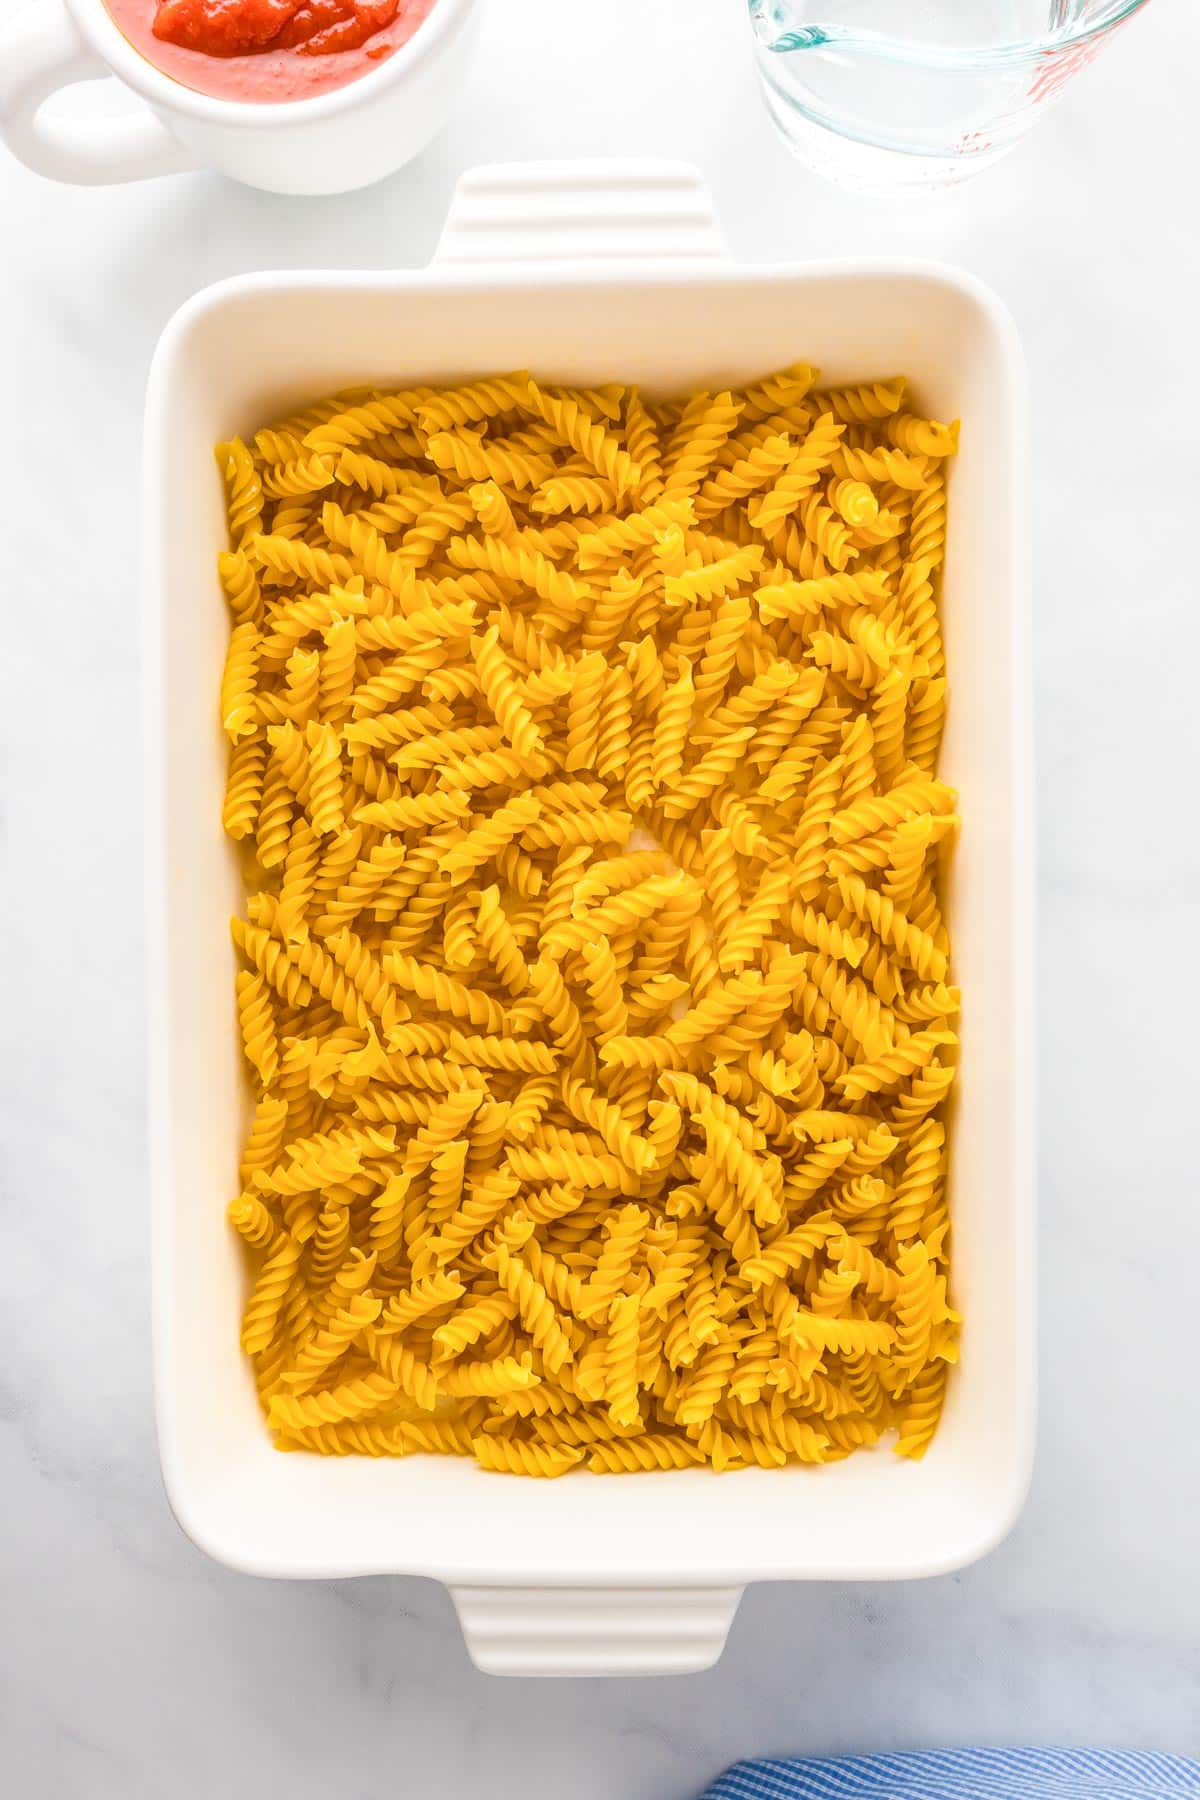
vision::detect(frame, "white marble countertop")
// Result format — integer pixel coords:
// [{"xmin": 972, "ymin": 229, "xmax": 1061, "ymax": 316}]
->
[{"xmin": 3, "ymin": 0, "xmax": 1198, "ymax": 1791}]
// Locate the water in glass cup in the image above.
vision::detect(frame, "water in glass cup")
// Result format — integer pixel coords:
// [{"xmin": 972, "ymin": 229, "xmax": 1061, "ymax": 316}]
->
[{"xmin": 749, "ymin": 0, "xmax": 1151, "ymax": 193}]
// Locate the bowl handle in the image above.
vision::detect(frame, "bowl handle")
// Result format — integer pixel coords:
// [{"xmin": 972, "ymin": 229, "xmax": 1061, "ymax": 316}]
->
[
  {"xmin": 0, "ymin": 0, "xmax": 196, "ymax": 185},
  {"xmin": 433, "ymin": 160, "xmax": 728, "ymax": 270},
  {"xmin": 450, "ymin": 1583, "xmax": 743, "ymax": 1677}
]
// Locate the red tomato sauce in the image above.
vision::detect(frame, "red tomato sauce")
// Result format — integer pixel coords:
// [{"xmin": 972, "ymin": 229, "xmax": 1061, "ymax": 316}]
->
[{"xmin": 104, "ymin": 0, "xmax": 436, "ymax": 102}]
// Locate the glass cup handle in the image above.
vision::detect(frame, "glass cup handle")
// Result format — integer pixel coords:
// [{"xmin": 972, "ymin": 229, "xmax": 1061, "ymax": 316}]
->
[
  {"xmin": 0, "ymin": 0, "xmax": 196, "ymax": 185},
  {"xmin": 433, "ymin": 160, "xmax": 729, "ymax": 270}
]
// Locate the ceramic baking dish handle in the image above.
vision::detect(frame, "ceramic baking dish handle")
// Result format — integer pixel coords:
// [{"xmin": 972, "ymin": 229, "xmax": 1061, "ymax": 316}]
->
[
  {"xmin": 0, "ymin": 0, "xmax": 195, "ymax": 185},
  {"xmin": 451, "ymin": 1584, "xmax": 743, "ymax": 1677},
  {"xmin": 433, "ymin": 160, "xmax": 728, "ymax": 269}
]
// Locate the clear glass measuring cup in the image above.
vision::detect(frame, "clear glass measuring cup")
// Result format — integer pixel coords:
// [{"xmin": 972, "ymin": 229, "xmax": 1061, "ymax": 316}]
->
[{"xmin": 748, "ymin": 0, "xmax": 1153, "ymax": 193}]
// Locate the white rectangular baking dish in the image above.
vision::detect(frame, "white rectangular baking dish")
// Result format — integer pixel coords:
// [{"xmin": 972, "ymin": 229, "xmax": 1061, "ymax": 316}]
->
[{"xmin": 144, "ymin": 160, "xmax": 1036, "ymax": 1678}]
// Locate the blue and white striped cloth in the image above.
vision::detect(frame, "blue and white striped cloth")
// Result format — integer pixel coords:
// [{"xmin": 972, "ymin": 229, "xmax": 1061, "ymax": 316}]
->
[{"xmin": 705, "ymin": 1750, "xmax": 1200, "ymax": 1800}]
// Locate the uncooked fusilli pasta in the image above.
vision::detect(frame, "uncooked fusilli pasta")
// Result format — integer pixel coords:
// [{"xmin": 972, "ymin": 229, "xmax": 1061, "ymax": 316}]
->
[{"xmin": 219, "ymin": 364, "xmax": 960, "ymax": 1476}]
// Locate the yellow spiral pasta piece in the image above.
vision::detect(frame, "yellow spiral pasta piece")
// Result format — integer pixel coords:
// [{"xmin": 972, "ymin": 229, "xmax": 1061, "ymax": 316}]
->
[
  {"xmin": 446, "ymin": 1030, "xmax": 556, "ymax": 1075},
  {"xmin": 799, "ymin": 492, "xmax": 857, "ymax": 571},
  {"xmin": 559, "ymin": 1203, "xmax": 644, "ymax": 1320},
  {"xmin": 570, "ymin": 568, "xmax": 634, "ymax": 656},
  {"xmin": 423, "ymin": 428, "xmax": 551, "ymax": 493},
  {"xmin": 908, "ymin": 469, "xmax": 947, "ymax": 569},
  {"xmin": 298, "ymin": 720, "xmax": 341, "ymax": 836},
  {"xmin": 267, "ymin": 1369, "xmax": 400, "ymax": 1433},
  {"xmin": 531, "ymin": 473, "xmax": 617, "ymax": 516},
  {"xmin": 594, "ymin": 662, "xmax": 634, "ymax": 783},
  {"xmin": 239, "ymin": 1095, "xmax": 289, "ymax": 1185},
  {"xmin": 662, "ymin": 391, "xmax": 743, "ymax": 499},
  {"xmin": 358, "ymin": 1330, "xmax": 437, "ymax": 1409},
  {"xmin": 740, "ymin": 1215, "xmax": 837, "ymax": 1288},
  {"xmin": 546, "ymin": 870, "xmax": 690, "ymax": 959},
  {"xmin": 318, "ymin": 928, "xmax": 399, "ymax": 1035},
  {"xmin": 297, "ymin": 390, "xmax": 422, "ymax": 452},
  {"xmin": 664, "ymin": 546, "xmax": 764, "ymax": 610},
  {"xmin": 522, "ymin": 380, "xmax": 641, "ymax": 496},
  {"xmin": 471, "ymin": 1433, "xmax": 584, "ymax": 1478},
  {"xmin": 835, "ymin": 873, "xmax": 949, "ymax": 983},
  {"xmin": 436, "ymin": 793, "xmax": 540, "ymax": 888},
  {"xmin": 586, "ymin": 1434, "xmax": 701, "ymax": 1473},
  {"xmin": 602, "ymin": 387, "xmax": 657, "ymax": 490},
  {"xmin": 316, "ymin": 502, "xmax": 422, "ymax": 603},
  {"xmin": 673, "ymin": 1335, "xmax": 738, "ymax": 1428},
  {"xmin": 696, "ymin": 1095, "xmax": 780, "ymax": 1227},
  {"xmin": 273, "ymin": 819, "xmax": 322, "ymax": 944},
  {"xmin": 890, "ymin": 1240, "xmax": 947, "ymax": 1380},
  {"xmin": 274, "ymin": 647, "xmax": 318, "ymax": 731},
  {"xmin": 446, "ymin": 531, "xmax": 581, "ymax": 610},
  {"xmin": 280, "ymin": 1291, "xmax": 381, "ymax": 1390},
  {"xmin": 236, "ymin": 970, "xmax": 279, "ymax": 1087},
  {"xmin": 827, "ymin": 477, "xmax": 879, "ymax": 528},
  {"xmin": 439, "ymin": 892, "xmax": 477, "ymax": 972},
  {"xmin": 416, "ymin": 372, "xmax": 531, "ymax": 433},
  {"xmin": 251, "ymin": 530, "xmax": 354, "ymax": 592},
  {"xmin": 833, "ymin": 439, "xmax": 929, "ymax": 490},
  {"xmin": 897, "ymin": 555, "xmax": 945, "ymax": 678},
  {"xmin": 240, "ymin": 1233, "xmax": 303, "ymax": 1356},
  {"xmin": 219, "ymin": 620, "xmax": 260, "ymax": 742},
  {"xmin": 386, "ymin": 1411, "xmax": 476, "ymax": 1456},
  {"xmin": 715, "ymin": 863, "xmax": 792, "ymax": 973},
  {"xmin": 313, "ymin": 615, "xmax": 357, "ymax": 718},
  {"xmin": 427, "ymin": 1352, "xmax": 535, "ymax": 1403},
  {"xmin": 432, "ymin": 1295, "xmax": 520, "ymax": 1367},
  {"xmin": 261, "ymin": 451, "xmax": 336, "ymax": 500},
  {"xmin": 332, "ymin": 448, "xmax": 422, "ymax": 500},
  {"xmin": 460, "ymin": 480, "xmax": 515, "ymax": 542},
  {"xmin": 886, "ymin": 413, "xmax": 957, "ymax": 458},
  {"xmin": 222, "ymin": 733, "xmax": 268, "ymax": 850},
  {"xmin": 560, "ymin": 648, "xmax": 604, "ymax": 772},
  {"xmin": 467, "ymin": 627, "xmax": 550, "ymax": 769},
  {"xmin": 486, "ymin": 1247, "xmax": 572, "ymax": 1376},
  {"xmin": 817, "ymin": 378, "xmax": 906, "ymax": 424},
  {"xmin": 695, "ymin": 431, "xmax": 795, "ymax": 520},
  {"xmin": 689, "ymin": 593, "xmax": 752, "ymax": 720},
  {"xmin": 306, "ymin": 1201, "xmax": 351, "ymax": 1287},
  {"xmin": 561, "ymin": 1076, "xmax": 655, "ymax": 1176},
  {"xmin": 310, "ymin": 839, "xmax": 409, "ymax": 934},
  {"xmin": 749, "ymin": 413, "xmax": 844, "ymax": 534},
  {"xmin": 574, "ymin": 496, "xmax": 693, "ymax": 569},
  {"xmin": 645, "ymin": 655, "xmax": 694, "ymax": 797},
  {"xmin": 791, "ymin": 1314, "xmax": 898, "ymax": 1357},
  {"xmin": 279, "ymin": 1419, "xmax": 413, "ymax": 1456},
  {"xmin": 228, "ymin": 1192, "xmax": 281, "ymax": 1253},
  {"xmin": 888, "ymin": 1119, "xmax": 946, "ymax": 1242},
  {"xmin": 217, "ymin": 438, "xmax": 264, "ymax": 548},
  {"xmin": 905, "ymin": 675, "xmax": 947, "ymax": 775},
  {"xmin": 383, "ymin": 951, "xmax": 507, "ymax": 1033},
  {"xmin": 602, "ymin": 1293, "xmax": 642, "ymax": 1429},
  {"xmin": 468, "ymin": 884, "xmax": 528, "ymax": 995},
  {"xmin": 736, "ymin": 361, "xmax": 817, "ymax": 422},
  {"xmin": 229, "ymin": 918, "xmax": 310, "ymax": 1009},
  {"xmin": 893, "ymin": 1358, "xmax": 948, "ymax": 1459},
  {"xmin": 829, "ymin": 774, "xmax": 955, "ymax": 847},
  {"xmin": 353, "ymin": 790, "xmax": 470, "ymax": 834}
]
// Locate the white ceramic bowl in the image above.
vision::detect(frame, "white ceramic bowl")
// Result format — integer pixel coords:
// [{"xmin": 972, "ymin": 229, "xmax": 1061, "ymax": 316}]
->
[
  {"xmin": 0, "ymin": 0, "xmax": 479, "ymax": 192},
  {"xmin": 144, "ymin": 161, "xmax": 1037, "ymax": 1677}
]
